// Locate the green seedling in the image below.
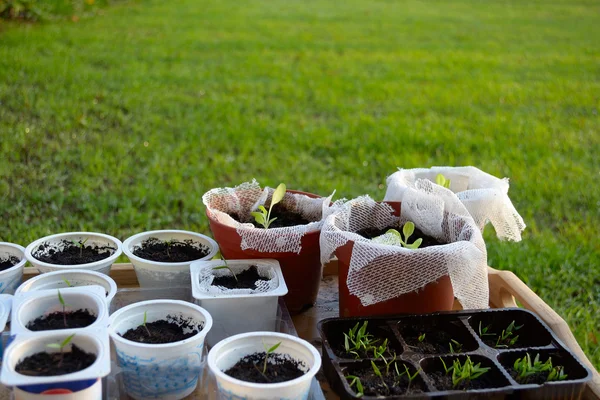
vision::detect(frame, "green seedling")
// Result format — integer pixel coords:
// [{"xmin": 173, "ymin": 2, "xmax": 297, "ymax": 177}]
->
[
  {"xmin": 449, "ymin": 339, "xmax": 463, "ymax": 354},
  {"xmin": 47, "ymin": 333, "xmax": 75, "ymax": 366},
  {"xmin": 212, "ymin": 255, "xmax": 238, "ymax": 283},
  {"xmin": 141, "ymin": 311, "xmax": 152, "ymax": 337},
  {"xmin": 436, "ymin": 173, "xmax": 451, "ymax": 189},
  {"xmin": 404, "ymin": 364, "xmax": 421, "ymax": 390},
  {"xmin": 418, "ymin": 333, "xmax": 426, "ymax": 342},
  {"xmin": 385, "ymin": 221, "xmax": 423, "ymax": 249},
  {"xmin": 547, "ymin": 366, "xmax": 568, "ymax": 382},
  {"xmin": 444, "ymin": 356, "xmax": 490, "ymax": 389},
  {"xmin": 478, "ymin": 321, "xmax": 494, "ymax": 337},
  {"xmin": 262, "ymin": 341, "xmax": 281, "ymax": 375},
  {"xmin": 72, "ymin": 238, "xmax": 88, "ymax": 257},
  {"xmin": 377, "ymin": 348, "xmax": 396, "ymax": 376},
  {"xmin": 371, "ymin": 361, "xmax": 389, "ymax": 393},
  {"xmin": 495, "ymin": 320, "xmax": 523, "ymax": 348},
  {"xmin": 513, "ymin": 353, "xmax": 567, "ymax": 383},
  {"xmin": 344, "ymin": 321, "xmax": 379, "ymax": 359},
  {"xmin": 251, "ymin": 183, "xmax": 286, "ymax": 229},
  {"xmin": 62, "ymin": 278, "xmax": 73, "ymax": 287},
  {"xmin": 345, "ymin": 375, "xmax": 364, "ymax": 397},
  {"xmin": 57, "ymin": 290, "xmax": 69, "ymax": 327},
  {"xmin": 371, "ymin": 338, "xmax": 389, "ymax": 359}
]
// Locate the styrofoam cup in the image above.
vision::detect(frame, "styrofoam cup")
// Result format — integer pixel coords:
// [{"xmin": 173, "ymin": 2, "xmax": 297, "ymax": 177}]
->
[
  {"xmin": 0, "ymin": 242, "xmax": 27, "ymax": 295},
  {"xmin": 123, "ymin": 230, "xmax": 218, "ymax": 288},
  {"xmin": 15, "ymin": 269, "xmax": 117, "ymax": 308},
  {"xmin": 190, "ymin": 259, "xmax": 288, "ymax": 347},
  {"xmin": 207, "ymin": 332, "xmax": 321, "ymax": 400},
  {"xmin": 108, "ymin": 299, "xmax": 213, "ymax": 400},
  {"xmin": 25, "ymin": 232, "xmax": 122, "ymax": 275}
]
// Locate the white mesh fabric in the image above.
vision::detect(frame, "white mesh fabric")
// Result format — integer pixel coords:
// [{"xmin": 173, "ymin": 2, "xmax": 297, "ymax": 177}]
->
[
  {"xmin": 197, "ymin": 263, "xmax": 278, "ymax": 295},
  {"xmin": 202, "ymin": 180, "xmax": 340, "ymax": 254},
  {"xmin": 384, "ymin": 166, "xmax": 526, "ymax": 241},
  {"xmin": 320, "ymin": 181, "xmax": 489, "ymax": 309}
]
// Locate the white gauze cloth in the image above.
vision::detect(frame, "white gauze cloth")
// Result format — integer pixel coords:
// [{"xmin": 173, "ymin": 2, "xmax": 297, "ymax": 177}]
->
[
  {"xmin": 320, "ymin": 180, "xmax": 489, "ymax": 309},
  {"xmin": 202, "ymin": 180, "xmax": 339, "ymax": 254},
  {"xmin": 384, "ymin": 166, "xmax": 525, "ymax": 241}
]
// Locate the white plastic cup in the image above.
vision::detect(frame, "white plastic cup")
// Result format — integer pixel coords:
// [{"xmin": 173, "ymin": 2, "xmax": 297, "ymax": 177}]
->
[
  {"xmin": 13, "ymin": 378, "xmax": 101, "ymax": 400},
  {"xmin": 207, "ymin": 332, "xmax": 321, "ymax": 400},
  {"xmin": 25, "ymin": 232, "xmax": 122, "ymax": 275},
  {"xmin": 11, "ymin": 286, "xmax": 108, "ymax": 335},
  {"xmin": 190, "ymin": 259, "xmax": 288, "ymax": 347},
  {"xmin": 108, "ymin": 299, "xmax": 213, "ymax": 400},
  {"xmin": 0, "ymin": 242, "xmax": 27, "ymax": 295},
  {"xmin": 15, "ymin": 269, "xmax": 117, "ymax": 308},
  {"xmin": 123, "ymin": 230, "xmax": 218, "ymax": 288}
]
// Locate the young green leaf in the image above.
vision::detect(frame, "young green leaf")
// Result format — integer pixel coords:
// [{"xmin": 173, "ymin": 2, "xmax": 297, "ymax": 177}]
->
[
  {"xmin": 47, "ymin": 333, "xmax": 76, "ymax": 350},
  {"xmin": 436, "ymin": 173, "xmax": 451, "ymax": 189},
  {"xmin": 58, "ymin": 290, "xmax": 65, "ymax": 306},
  {"xmin": 266, "ymin": 342, "xmax": 281, "ymax": 354},
  {"xmin": 402, "ymin": 221, "xmax": 415, "ymax": 241},
  {"xmin": 271, "ymin": 183, "xmax": 286, "ymax": 206}
]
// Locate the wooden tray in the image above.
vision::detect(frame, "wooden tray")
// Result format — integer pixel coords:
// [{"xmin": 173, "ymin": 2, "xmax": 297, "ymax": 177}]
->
[{"xmin": 20, "ymin": 263, "xmax": 600, "ymax": 399}]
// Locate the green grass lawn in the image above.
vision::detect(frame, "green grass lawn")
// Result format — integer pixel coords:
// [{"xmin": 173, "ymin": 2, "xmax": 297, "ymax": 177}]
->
[{"xmin": 1, "ymin": 0, "xmax": 598, "ymax": 367}]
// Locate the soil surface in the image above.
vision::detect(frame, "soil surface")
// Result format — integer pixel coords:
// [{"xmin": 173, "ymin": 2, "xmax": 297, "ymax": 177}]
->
[
  {"xmin": 231, "ymin": 204, "xmax": 313, "ymax": 228},
  {"xmin": 0, "ymin": 255, "xmax": 20, "ymax": 271},
  {"xmin": 429, "ymin": 370, "xmax": 501, "ymax": 391},
  {"xmin": 27, "ymin": 309, "xmax": 97, "ymax": 331},
  {"xmin": 347, "ymin": 363, "xmax": 427, "ymax": 396},
  {"xmin": 356, "ymin": 225, "xmax": 445, "ymax": 247},
  {"xmin": 15, "ymin": 345, "xmax": 96, "ymax": 377},
  {"xmin": 121, "ymin": 318, "xmax": 200, "ymax": 344},
  {"xmin": 132, "ymin": 237, "xmax": 209, "ymax": 262},
  {"xmin": 224, "ymin": 352, "xmax": 305, "ymax": 383},
  {"xmin": 508, "ymin": 368, "xmax": 550, "ymax": 385},
  {"xmin": 211, "ymin": 265, "xmax": 268, "ymax": 289},
  {"xmin": 33, "ymin": 240, "xmax": 114, "ymax": 265},
  {"xmin": 400, "ymin": 321, "xmax": 467, "ymax": 354}
]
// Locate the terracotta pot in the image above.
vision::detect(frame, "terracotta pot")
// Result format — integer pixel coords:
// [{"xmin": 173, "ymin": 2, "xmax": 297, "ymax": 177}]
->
[
  {"xmin": 206, "ymin": 190, "xmax": 323, "ymax": 313},
  {"xmin": 336, "ymin": 201, "xmax": 455, "ymax": 317}
]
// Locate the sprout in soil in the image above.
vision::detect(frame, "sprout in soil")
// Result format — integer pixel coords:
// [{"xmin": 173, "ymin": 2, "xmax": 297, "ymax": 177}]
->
[
  {"xmin": 478, "ymin": 321, "xmax": 494, "ymax": 338},
  {"xmin": 441, "ymin": 356, "xmax": 490, "ymax": 389},
  {"xmin": 344, "ymin": 321, "xmax": 379, "ymax": 359},
  {"xmin": 385, "ymin": 221, "xmax": 423, "ymax": 249},
  {"xmin": 262, "ymin": 341, "xmax": 281, "ymax": 375},
  {"xmin": 212, "ymin": 255, "xmax": 238, "ymax": 284},
  {"xmin": 418, "ymin": 333, "xmax": 426, "ymax": 342},
  {"xmin": 395, "ymin": 363, "xmax": 421, "ymax": 390},
  {"xmin": 62, "ymin": 278, "xmax": 73, "ymax": 287},
  {"xmin": 513, "ymin": 353, "xmax": 567, "ymax": 383},
  {"xmin": 71, "ymin": 238, "xmax": 89, "ymax": 257},
  {"xmin": 251, "ymin": 183, "xmax": 286, "ymax": 229},
  {"xmin": 379, "ymin": 349, "xmax": 396, "ymax": 376},
  {"xmin": 372, "ymin": 338, "xmax": 389, "ymax": 359},
  {"xmin": 46, "ymin": 333, "xmax": 75, "ymax": 367},
  {"xmin": 449, "ymin": 339, "xmax": 463, "ymax": 354},
  {"xmin": 57, "ymin": 290, "xmax": 69, "ymax": 328},
  {"xmin": 370, "ymin": 361, "xmax": 389, "ymax": 393},
  {"xmin": 345, "ymin": 375, "xmax": 364, "ymax": 397},
  {"xmin": 436, "ymin": 173, "xmax": 451, "ymax": 189},
  {"xmin": 495, "ymin": 320, "xmax": 523, "ymax": 348},
  {"xmin": 141, "ymin": 311, "xmax": 152, "ymax": 337}
]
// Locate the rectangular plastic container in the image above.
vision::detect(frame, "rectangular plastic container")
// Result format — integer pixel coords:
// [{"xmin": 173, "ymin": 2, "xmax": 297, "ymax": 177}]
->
[{"xmin": 319, "ymin": 309, "xmax": 592, "ymax": 399}]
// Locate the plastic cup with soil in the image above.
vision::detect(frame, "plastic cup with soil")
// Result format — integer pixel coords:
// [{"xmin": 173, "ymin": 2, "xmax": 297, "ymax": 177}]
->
[
  {"xmin": 12, "ymin": 285, "xmax": 107, "ymax": 335},
  {"xmin": 0, "ymin": 242, "xmax": 27, "ymax": 295},
  {"xmin": 0, "ymin": 331, "xmax": 111, "ymax": 399},
  {"xmin": 208, "ymin": 332, "xmax": 321, "ymax": 400},
  {"xmin": 191, "ymin": 259, "xmax": 289, "ymax": 347},
  {"xmin": 25, "ymin": 232, "xmax": 122, "ymax": 275},
  {"xmin": 122, "ymin": 230, "xmax": 218, "ymax": 288},
  {"xmin": 108, "ymin": 299, "xmax": 213, "ymax": 400}
]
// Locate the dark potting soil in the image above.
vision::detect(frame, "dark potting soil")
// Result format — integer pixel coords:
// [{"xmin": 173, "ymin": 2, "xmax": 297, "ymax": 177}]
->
[
  {"xmin": 33, "ymin": 240, "xmax": 115, "ymax": 265},
  {"xmin": 348, "ymin": 364, "xmax": 426, "ymax": 396},
  {"xmin": 211, "ymin": 265, "xmax": 268, "ymax": 290},
  {"xmin": 400, "ymin": 321, "xmax": 464, "ymax": 354},
  {"xmin": 15, "ymin": 345, "xmax": 96, "ymax": 377},
  {"xmin": 429, "ymin": 369, "xmax": 500, "ymax": 391},
  {"xmin": 507, "ymin": 368, "xmax": 550, "ymax": 385},
  {"xmin": 121, "ymin": 318, "xmax": 200, "ymax": 344},
  {"xmin": 26, "ymin": 309, "xmax": 97, "ymax": 331},
  {"xmin": 0, "ymin": 255, "xmax": 20, "ymax": 271},
  {"xmin": 132, "ymin": 237, "xmax": 209, "ymax": 262},
  {"xmin": 356, "ymin": 225, "xmax": 445, "ymax": 247},
  {"xmin": 231, "ymin": 204, "xmax": 313, "ymax": 228},
  {"xmin": 224, "ymin": 352, "xmax": 305, "ymax": 384}
]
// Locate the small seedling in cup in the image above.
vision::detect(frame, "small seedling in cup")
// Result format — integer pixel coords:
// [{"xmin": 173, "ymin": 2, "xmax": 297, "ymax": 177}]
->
[
  {"xmin": 345, "ymin": 375, "xmax": 364, "ymax": 397},
  {"xmin": 46, "ymin": 334, "xmax": 75, "ymax": 367},
  {"xmin": 262, "ymin": 341, "xmax": 281, "ymax": 375},
  {"xmin": 495, "ymin": 320, "xmax": 523, "ymax": 348},
  {"xmin": 385, "ymin": 222, "xmax": 423, "ymax": 249},
  {"xmin": 62, "ymin": 278, "xmax": 73, "ymax": 287},
  {"xmin": 436, "ymin": 173, "xmax": 451, "ymax": 189},
  {"xmin": 251, "ymin": 183, "xmax": 286, "ymax": 229},
  {"xmin": 212, "ymin": 254, "xmax": 238, "ymax": 284},
  {"xmin": 57, "ymin": 290, "xmax": 69, "ymax": 328},
  {"xmin": 418, "ymin": 333, "xmax": 426, "ymax": 342},
  {"xmin": 141, "ymin": 311, "xmax": 152, "ymax": 337},
  {"xmin": 71, "ymin": 238, "xmax": 89, "ymax": 257}
]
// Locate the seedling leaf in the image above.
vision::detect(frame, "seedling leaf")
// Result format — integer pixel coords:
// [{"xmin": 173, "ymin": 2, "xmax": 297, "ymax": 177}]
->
[{"xmin": 271, "ymin": 183, "xmax": 286, "ymax": 205}]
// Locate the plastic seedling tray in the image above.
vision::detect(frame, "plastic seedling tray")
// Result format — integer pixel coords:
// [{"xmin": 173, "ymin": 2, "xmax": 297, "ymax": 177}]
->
[
  {"xmin": 190, "ymin": 259, "xmax": 288, "ymax": 347},
  {"xmin": 11, "ymin": 285, "xmax": 108, "ymax": 335},
  {"xmin": 319, "ymin": 309, "xmax": 592, "ymax": 399}
]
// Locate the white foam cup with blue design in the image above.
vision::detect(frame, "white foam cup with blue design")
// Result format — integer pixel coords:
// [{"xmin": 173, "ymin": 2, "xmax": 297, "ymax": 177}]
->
[
  {"xmin": 108, "ymin": 299, "xmax": 213, "ymax": 400},
  {"xmin": 0, "ymin": 242, "xmax": 27, "ymax": 295}
]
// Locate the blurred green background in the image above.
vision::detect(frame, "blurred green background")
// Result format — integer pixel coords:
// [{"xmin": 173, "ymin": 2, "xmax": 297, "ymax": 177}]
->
[{"xmin": 0, "ymin": 0, "xmax": 598, "ymax": 367}]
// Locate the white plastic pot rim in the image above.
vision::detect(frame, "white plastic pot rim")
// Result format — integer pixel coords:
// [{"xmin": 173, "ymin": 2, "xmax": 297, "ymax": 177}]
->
[
  {"xmin": 24, "ymin": 232, "xmax": 122, "ymax": 270},
  {"xmin": 108, "ymin": 299, "xmax": 213, "ymax": 349},
  {"xmin": 122, "ymin": 230, "xmax": 219, "ymax": 268},
  {"xmin": 0, "ymin": 242, "xmax": 27, "ymax": 275},
  {"xmin": 208, "ymin": 332, "xmax": 321, "ymax": 390},
  {"xmin": 0, "ymin": 294, "xmax": 13, "ymax": 331}
]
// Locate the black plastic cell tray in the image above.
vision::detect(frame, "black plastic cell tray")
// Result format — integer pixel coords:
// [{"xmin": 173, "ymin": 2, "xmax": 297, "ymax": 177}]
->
[{"xmin": 318, "ymin": 308, "xmax": 592, "ymax": 399}]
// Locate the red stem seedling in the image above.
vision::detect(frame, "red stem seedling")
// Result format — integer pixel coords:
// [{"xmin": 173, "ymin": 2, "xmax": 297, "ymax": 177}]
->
[{"xmin": 46, "ymin": 333, "xmax": 75, "ymax": 367}]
